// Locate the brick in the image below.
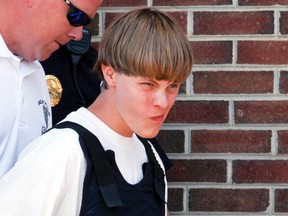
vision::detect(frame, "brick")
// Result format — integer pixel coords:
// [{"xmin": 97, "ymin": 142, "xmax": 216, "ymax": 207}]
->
[
  {"xmin": 156, "ymin": 130, "xmax": 185, "ymax": 153},
  {"xmin": 189, "ymin": 189, "xmax": 269, "ymax": 212},
  {"xmin": 278, "ymin": 130, "xmax": 288, "ymax": 154},
  {"xmin": 103, "ymin": 12, "xmax": 188, "ymax": 34},
  {"xmin": 280, "ymin": 12, "xmax": 288, "ymax": 34},
  {"xmin": 235, "ymin": 101, "xmax": 288, "ymax": 124},
  {"xmin": 153, "ymin": 0, "xmax": 232, "ymax": 6},
  {"xmin": 280, "ymin": 71, "xmax": 288, "ymax": 93},
  {"xmin": 166, "ymin": 101, "xmax": 229, "ymax": 124},
  {"xmin": 191, "ymin": 130, "xmax": 271, "ymax": 153},
  {"xmin": 90, "ymin": 42, "xmax": 99, "ymax": 51},
  {"xmin": 233, "ymin": 160, "xmax": 288, "ymax": 183},
  {"xmin": 239, "ymin": 0, "xmax": 288, "ymax": 6},
  {"xmin": 191, "ymin": 41, "xmax": 232, "ymax": 64},
  {"xmin": 104, "ymin": 12, "xmax": 123, "ymax": 30},
  {"xmin": 101, "ymin": 0, "xmax": 147, "ymax": 7},
  {"xmin": 275, "ymin": 189, "xmax": 288, "ymax": 212},
  {"xmin": 194, "ymin": 11, "xmax": 273, "ymax": 35},
  {"xmin": 86, "ymin": 13, "xmax": 100, "ymax": 36},
  {"xmin": 193, "ymin": 71, "xmax": 273, "ymax": 94},
  {"xmin": 168, "ymin": 188, "xmax": 184, "ymax": 212},
  {"xmin": 167, "ymin": 159, "xmax": 227, "ymax": 182},
  {"xmin": 238, "ymin": 41, "xmax": 288, "ymax": 64},
  {"xmin": 168, "ymin": 12, "xmax": 188, "ymax": 34},
  {"xmin": 179, "ymin": 82, "xmax": 186, "ymax": 95}
]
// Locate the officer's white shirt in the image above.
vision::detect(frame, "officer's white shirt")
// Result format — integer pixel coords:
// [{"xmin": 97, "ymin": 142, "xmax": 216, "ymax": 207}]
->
[
  {"xmin": 0, "ymin": 108, "xmax": 167, "ymax": 216},
  {"xmin": 0, "ymin": 34, "xmax": 52, "ymax": 178}
]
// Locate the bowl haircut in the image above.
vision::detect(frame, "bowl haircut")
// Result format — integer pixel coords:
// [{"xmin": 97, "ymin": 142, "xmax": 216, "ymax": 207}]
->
[{"xmin": 94, "ymin": 7, "xmax": 193, "ymax": 88}]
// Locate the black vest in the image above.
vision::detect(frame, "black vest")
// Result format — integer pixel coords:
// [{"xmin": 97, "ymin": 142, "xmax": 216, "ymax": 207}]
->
[{"xmin": 54, "ymin": 121, "xmax": 166, "ymax": 216}]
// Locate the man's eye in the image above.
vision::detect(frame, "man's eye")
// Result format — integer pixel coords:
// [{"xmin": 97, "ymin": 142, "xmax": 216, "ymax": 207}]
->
[
  {"xmin": 142, "ymin": 82, "xmax": 154, "ymax": 87},
  {"xmin": 169, "ymin": 83, "xmax": 180, "ymax": 88}
]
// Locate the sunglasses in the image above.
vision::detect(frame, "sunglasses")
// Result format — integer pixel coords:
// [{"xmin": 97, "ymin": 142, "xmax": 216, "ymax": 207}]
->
[{"xmin": 64, "ymin": 0, "xmax": 92, "ymax": 27}]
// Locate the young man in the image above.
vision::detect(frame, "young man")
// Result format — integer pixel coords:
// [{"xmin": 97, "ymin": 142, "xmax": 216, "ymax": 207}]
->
[
  {"xmin": 0, "ymin": 0, "xmax": 103, "ymax": 178},
  {"xmin": 0, "ymin": 8, "xmax": 193, "ymax": 216}
]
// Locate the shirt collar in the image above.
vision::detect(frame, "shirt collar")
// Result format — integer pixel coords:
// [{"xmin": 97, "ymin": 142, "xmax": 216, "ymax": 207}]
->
[{"xmin": 0, "ymin": 34, "xmax": 14, "ymax": 58}]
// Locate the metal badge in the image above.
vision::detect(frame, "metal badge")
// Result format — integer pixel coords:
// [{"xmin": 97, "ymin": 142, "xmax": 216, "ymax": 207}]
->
[{"xmin": 46, "ymin": 75, "xmax": 63, "ymax": 107}]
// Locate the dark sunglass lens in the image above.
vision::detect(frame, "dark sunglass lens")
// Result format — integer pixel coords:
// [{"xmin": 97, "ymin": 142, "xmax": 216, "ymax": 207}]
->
[
  {"xmin": 66, "ymin": 4, "xmax": 92, "ymax": 27},
  {"xmin": 67, "ymin": 11, "xmax": 91, "ymax": 26}
]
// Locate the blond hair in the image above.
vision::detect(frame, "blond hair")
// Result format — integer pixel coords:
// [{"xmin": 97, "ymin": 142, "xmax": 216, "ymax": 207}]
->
[{"xmin": 94, "ymin": 7, "xmax": 193, "ymax": 88}]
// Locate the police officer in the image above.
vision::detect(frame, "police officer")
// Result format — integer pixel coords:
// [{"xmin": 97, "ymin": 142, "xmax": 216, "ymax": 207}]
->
[{"xmin": 41, "ymin": 29, "xmax": 101, "ymax": 125}]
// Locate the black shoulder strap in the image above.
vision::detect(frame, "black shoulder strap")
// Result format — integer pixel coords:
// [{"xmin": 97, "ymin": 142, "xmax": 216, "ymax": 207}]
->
[
  {"xmin": 53, "ymin": 121, "xmax": 123, "ymax": 208},
  {"xmin": 137, "ymin": 136, "xmax": 166, "ymax": 203}
]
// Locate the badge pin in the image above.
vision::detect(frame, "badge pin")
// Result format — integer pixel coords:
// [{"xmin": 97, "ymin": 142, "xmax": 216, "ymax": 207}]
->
[{"xmin": 46, "ymin": 75, "xmax": 63, "ymax": 107}]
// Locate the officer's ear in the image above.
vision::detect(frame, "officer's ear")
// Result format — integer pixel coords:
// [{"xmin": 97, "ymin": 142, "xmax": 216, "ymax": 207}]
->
[{"xmin": 101, "ymin": 64, "xmax": 117, "ymax": 88}]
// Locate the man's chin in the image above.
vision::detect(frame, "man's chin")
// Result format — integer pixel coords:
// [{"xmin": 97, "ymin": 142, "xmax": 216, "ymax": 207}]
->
[
  {"xmin": 38, "ymin": 54, "xmax": 51, "ymax": 61},
  {"xmin": 137, "ymin": 130, "xmax": 160, "ymax": 139},
  {"xmin": 38, "ymin": 49, "xmax": 58, "ymax": 61},
  {"xmin": 39, "ymin": 43, "xmax": 62, "ymax": 61}
]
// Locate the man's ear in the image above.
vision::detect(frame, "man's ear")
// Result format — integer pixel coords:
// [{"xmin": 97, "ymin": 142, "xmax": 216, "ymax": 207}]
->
[{"xmin": 101, "ymin": 64, "xmax": 116, "ymax": 88}]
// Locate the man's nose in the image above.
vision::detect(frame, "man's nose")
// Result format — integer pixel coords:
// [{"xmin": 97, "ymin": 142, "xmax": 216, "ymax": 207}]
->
[
  {"xmin": 68, "ymin": 26, "xmax": 83, "ymax": 41},
  {"xmin": 153, "ymin": 90, "xmax": 169, "ymax": 108}
]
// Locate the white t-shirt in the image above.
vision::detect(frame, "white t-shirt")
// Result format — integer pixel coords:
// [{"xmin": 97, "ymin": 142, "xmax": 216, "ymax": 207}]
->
[
  {"xmin": 0, "ymin": 108, "xmax": 167, "ymax": 216},
  {"xmin": 0, "ymin": 34, "xmax": 52, "ymax": 178}
]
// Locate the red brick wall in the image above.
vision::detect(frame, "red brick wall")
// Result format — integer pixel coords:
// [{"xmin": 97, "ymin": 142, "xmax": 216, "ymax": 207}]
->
[{"xmin": 88, "ymin": 1, "xmax": 288, "ymax": 215}]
